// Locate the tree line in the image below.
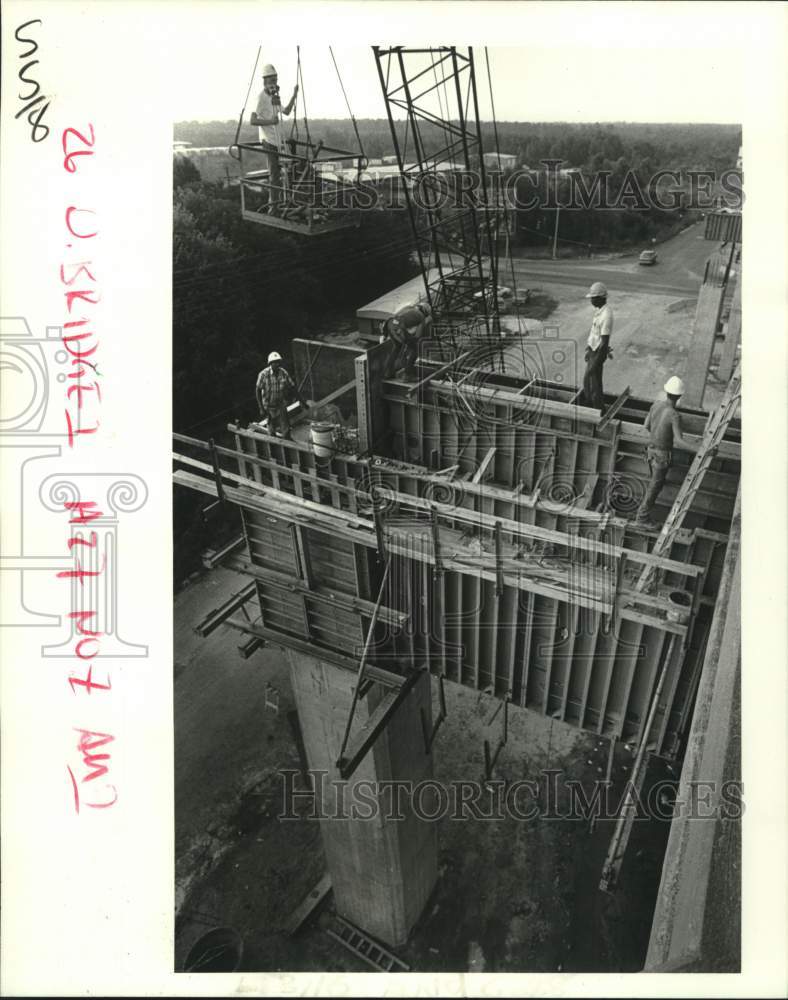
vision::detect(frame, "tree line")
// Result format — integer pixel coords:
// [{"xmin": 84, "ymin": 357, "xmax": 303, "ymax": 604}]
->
[{"xmin": 174, "ymin": 118, "xmax": 741, "ymax": 175}]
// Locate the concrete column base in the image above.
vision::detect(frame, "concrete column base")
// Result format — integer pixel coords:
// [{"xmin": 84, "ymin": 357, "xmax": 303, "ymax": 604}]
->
[{"xmin": 288, "ymin": 651, "xmax": 438, "ymax": 949}]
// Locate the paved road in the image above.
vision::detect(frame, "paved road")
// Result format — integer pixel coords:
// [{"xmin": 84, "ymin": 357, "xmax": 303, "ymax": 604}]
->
[
  {"xmin": 507, "ymin": 261, "xmax": 698, "ymax": 298},
  {"xmin": 500, "ymin": 220, "xmax": 714, "ymax": 298}
]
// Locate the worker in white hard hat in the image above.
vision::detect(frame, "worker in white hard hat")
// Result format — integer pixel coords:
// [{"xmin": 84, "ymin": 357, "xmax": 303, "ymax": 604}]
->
[
  {"xmin": 255, "ymin": 351, "xmax": 306, "ymax": 439},
  {"xmin": 250, "ymin": 64, "xmax": 298, "ymax": 214},
  {"xmin": 381, "ymin": 299, "xmax": 433, "ymax": 381},
  {"xmin": 581, "ymin": 281, "xmax": 613, "ymax": 412},
  {"xmin": 634, "ymin": 375, "xmax": 698, "ymax": 528}
]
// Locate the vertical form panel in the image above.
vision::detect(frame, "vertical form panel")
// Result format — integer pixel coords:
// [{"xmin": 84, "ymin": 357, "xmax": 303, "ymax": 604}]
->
[
  {"xmin": 568, "ymin": 605, "xmax": 600, "ymax": 727},
  {"xmin": 584, "ymin": 621, "xmax": 617, "ymax": 732},
  {"xmin": 607, "ymin": 621, "xmax": 645, "ymax": 739},
  {"xmin": 497, "ymin": 587, "xmax": 518, "ymax": 698},
  {"xmin": 461, "ymin": 572, "xmax": 482, "ymax": 687},
  {"xmin": 525, "ymin": 595, "xmax": 557, "ymax": 711},
  {"xmin": 478, "ymin": 578, "xmax": 498, "ymax": 691},
  {"xmin": 625, "ymin": 627, "xmax": 666, "ymax": 746},
  {"xmin": 650, "ymin": 635, "xmax": 686, "ymax": 755},
  {"xmin": 444, "ymin": 570, "xmax": 463, "ymax": 683}
]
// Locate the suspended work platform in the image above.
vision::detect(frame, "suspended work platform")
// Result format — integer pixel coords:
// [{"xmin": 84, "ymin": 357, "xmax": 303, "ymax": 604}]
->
[{"xmin": 236, "ymin": 138, "xmax": 365, "ymax": 235}]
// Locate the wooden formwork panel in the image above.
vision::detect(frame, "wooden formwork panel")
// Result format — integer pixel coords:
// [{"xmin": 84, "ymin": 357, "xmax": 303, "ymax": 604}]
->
[
  {"xmin": 242, "ymin": 508, "xmax": 300, "ymax": 576},
  {"xmin": 221, "ymin": 377, "xmax": 738, "ymax": 758},
  {"xmin": 380, "ymin": 376, "xmax": 739, "ymax": 527},
  {"xmin": 368, "ymin": 549, "xmax": 703, "ymax": 756}
]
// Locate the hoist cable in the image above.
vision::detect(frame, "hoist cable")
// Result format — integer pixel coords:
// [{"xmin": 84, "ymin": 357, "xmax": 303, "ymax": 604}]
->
[{"xmin": 329, "ymin": 46, "xmax": 366, "ymax": 166}]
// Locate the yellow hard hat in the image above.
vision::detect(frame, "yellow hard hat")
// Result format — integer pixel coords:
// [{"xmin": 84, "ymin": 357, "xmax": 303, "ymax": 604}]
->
[
  {"xmin": 585, "ymin": 281, "xmax": 608, "ymax": 298},
  {"xmin": 268, "ymin": 351, "xmax": 282, "ymax": 363},
  {"xmin": 664, "ymin": 376, "xmax": 685, "ymax": 395},
  {"xmin": 262, "ymin": 64, "xmax": 277, "ymax": 78}
]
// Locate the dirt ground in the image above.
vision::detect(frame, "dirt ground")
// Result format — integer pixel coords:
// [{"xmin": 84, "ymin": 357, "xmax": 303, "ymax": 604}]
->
[
  {"xmin": 508, "ymin": 283, "xmax": 727, "ymax": 413},
  {"xmin": 175, "ymin": 568, "xmax": 675, "ymax": 974}
]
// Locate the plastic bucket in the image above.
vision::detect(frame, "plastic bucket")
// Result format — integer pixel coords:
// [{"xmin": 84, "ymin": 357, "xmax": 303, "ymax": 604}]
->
[
  {"xmin": 183, "ymin": 927, "xmax": 243, "ymax": 973},
  {"xmin": 310, "ymin": 421, "xmax": 337, "ymax": 460}
]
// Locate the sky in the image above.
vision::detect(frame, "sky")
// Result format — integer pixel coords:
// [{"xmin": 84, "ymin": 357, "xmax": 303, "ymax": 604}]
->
[{"xmin": 165, "ymin": 2, "xmax": 748, "ymax": 125}]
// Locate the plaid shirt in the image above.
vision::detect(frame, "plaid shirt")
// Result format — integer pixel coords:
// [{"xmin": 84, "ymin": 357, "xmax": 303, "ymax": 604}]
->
[{"xmin": 256, "ymin": 364, "xmax": 295, "ymax": 410}]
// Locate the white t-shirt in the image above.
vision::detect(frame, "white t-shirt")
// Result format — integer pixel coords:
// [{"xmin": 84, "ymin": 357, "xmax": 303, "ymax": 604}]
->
[
  {"xmin": 587, "ymin": 303, "xmax": 613, "ymax": 351},
  {"xmin": 254, "ymin": 89, "xmax": 281, "ymax": 147}
]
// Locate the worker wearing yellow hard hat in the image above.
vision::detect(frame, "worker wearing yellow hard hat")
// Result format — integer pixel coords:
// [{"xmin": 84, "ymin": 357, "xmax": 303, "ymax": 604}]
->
[
  {"xmin": 634, "ymin": 375, "xmax": 696, "ymax": 529},
  {"xmin": 581, "ymin": 281, "xmax": 613, "ymax": 413}
]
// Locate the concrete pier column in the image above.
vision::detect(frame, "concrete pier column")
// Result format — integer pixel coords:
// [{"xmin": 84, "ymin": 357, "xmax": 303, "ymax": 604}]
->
[{"xmin": 287, "ymin": 651, "xmax": 438, "ymax": 949}]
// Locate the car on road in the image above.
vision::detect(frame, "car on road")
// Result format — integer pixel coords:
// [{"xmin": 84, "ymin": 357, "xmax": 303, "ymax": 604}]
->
[{"xmin": 639, "ymin": 249, "xmax": 658, "ymax": 265}]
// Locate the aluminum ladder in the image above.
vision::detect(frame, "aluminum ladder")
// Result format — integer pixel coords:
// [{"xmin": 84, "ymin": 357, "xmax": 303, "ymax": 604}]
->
[{"xmin": 326, "ymin": 915, "xmax": 410, "ymax": 972}]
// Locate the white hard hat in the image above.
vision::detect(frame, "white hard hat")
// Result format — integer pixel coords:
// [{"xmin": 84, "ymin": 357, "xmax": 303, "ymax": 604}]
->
[
  {"xmin": 585, "ymin": 281, "xmax": 608, "ymax": 298},
  {"xmin": 664, "ymin": 375, "xmax": 685, "ymax": 395},
  {"xmin": 262, "ymin": 64, "xmax": 277, "ymax": 77},
  {"xmin": 268, "ymin": 351, "xmax": 282, "ymax": 363}
]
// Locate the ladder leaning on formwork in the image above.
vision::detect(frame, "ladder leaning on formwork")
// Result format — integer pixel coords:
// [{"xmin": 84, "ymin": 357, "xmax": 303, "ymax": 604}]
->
[
  {"xmin": 326, "ymin": 915, "xmax": 410, "ymax": 972},
  {"xmin": 637, "ymin": 362, "xmax": 742, "ymax": 593}
]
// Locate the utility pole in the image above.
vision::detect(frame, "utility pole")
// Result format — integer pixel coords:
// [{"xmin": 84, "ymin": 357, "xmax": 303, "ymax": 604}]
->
[{"xmin": 552, "ymin": 205, "xmax": 560, "ymax": 260}]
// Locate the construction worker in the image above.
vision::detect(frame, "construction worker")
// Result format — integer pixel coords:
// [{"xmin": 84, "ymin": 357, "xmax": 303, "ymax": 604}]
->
[
  {"xmin": 635, "ymin": 375, "xmax": 697, "ymax": 528},
  {"xmin": 255, "ymin": 351, "xmax": 305, "ymax": 439},
  {"xmin": 582, "ymin": 281, "xmax": 613, "ymax": 412},
  {"xmin": 381, "ymin": 300, "xmax": 433, "ymax": 381},
  {"xmin": 250, "ymin": 64, "xmax": 298, "ymax": 212}
]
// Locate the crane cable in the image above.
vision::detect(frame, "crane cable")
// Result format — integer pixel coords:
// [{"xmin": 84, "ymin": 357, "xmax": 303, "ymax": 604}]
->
[
  {"xmin": 329, "ymin": 46, "xmax": 367, "ymax": 171},
  {"xmin": 484, "ymin": 46, "xmax": 528, "ymax": 374},
  {"xmin": 295, "ymin": 45, "xmax": 313, "ymax": 152},
  {"xmin": 229, "ymin": 45, "xmax": 261, "ymax": 160},
  {"xmin": 290, "ymin": 48, "xmax": 300, "ymax": 143}
]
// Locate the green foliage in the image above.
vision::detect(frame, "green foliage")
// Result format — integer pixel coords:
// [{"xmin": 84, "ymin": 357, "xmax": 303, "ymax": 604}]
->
[
  {"xmin": 173, "ymin": 154, "xmax": 202, "ymax": 187},
  {"xmin": 174, "ymin": 119, "xmax": 741, "ymax": 176},
  {"xmin": 173, "ymin": 181, "xmax": 418, "ymax": 433}
]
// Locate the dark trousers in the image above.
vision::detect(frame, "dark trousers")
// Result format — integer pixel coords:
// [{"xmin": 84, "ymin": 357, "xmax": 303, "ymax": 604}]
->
[
  {"xmin": 384, "ymin": 337, "xmax": 419, "ymax": 380},
  {"xmin": 261, "ymin": 141, "xmax": 283, "ymax": 209},
  {"xmin": 582, "ymin": 349, "xmax": 605, "ymax": 409},
  {"xmin": 636, "ymin": 447, "xmax": 672, "ymax": 521},
  {"xmin": 267, "ymin": 404, "xmax": 291, "ymax": 438}
]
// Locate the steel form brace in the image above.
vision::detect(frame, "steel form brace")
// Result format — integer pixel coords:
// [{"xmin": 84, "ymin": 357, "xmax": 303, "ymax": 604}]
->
[
  {"xmin": 483, "ymin": 696, "xmax": 509, "ymax": 781},
  {"xmin": 420, "ymin": 673, "xmax": 448, "ymax": 753},
  {"xmin": 336, "ymin": 668, "xmax": 424, "ymax": 780}
]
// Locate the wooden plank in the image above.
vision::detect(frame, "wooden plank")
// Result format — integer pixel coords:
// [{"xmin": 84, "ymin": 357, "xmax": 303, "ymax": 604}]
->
[
  {"xmin": 406, "ymin": 350, "xmax": 472, "ymax": 396},
  {"xmin": 683, "ymin": 281, "xmax": 727, "ymax": 409},
  {"xmin": 174, "ymin": 468, "xmax": 690, "ymax": 626},
  {"xmin": 284, "ymin": 874, "xmax": 332, "ymax": 936},
  {"xmin": 716, "ymin": 274, "xmax": 741, "ymax": 381},
  {"xmin": 597, "ymin": 386, "xmax": 631, "ymax": 432},
  {"xmin": 472, "ymin": 447, "xmax": 497, "ymax": 484}
]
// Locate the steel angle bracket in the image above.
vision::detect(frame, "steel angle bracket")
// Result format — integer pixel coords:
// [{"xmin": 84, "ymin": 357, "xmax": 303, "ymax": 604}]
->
[
  {"xmin": 420, "ymin": 673, "xmax": 448, "ymax": 753},
  {"xmin": 202, "ymin": 437, "xmax": 227, "ymax": 522},
  {"xmin": 483, "ymin": 695, "xmax": 510, "ymax": 781},
  {"xmin": 336, "ymin": 668, "xmax": 425, "ymax": 780},
  {"xmin": 194, "ymin": 581, "xmax": 258, "ymax": 638}
]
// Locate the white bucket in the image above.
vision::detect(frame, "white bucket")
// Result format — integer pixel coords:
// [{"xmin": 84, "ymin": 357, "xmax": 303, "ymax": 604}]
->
[{"xmin": 310, "ymin": 421, "xmax": 337, "ymax": 460}]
